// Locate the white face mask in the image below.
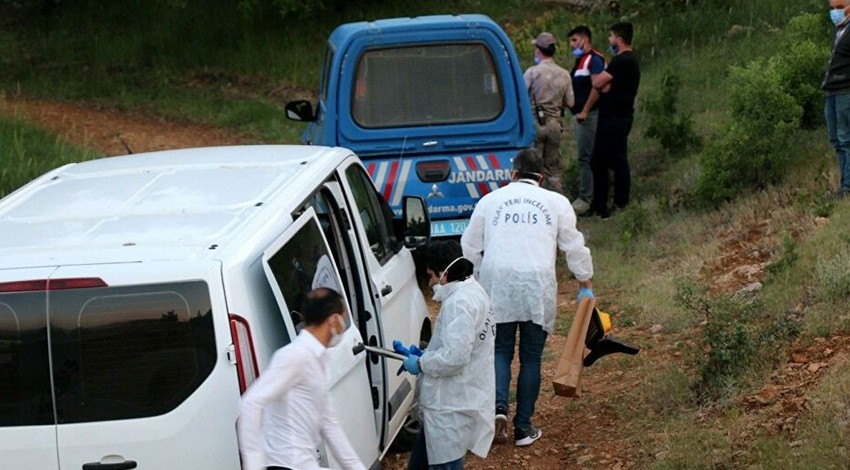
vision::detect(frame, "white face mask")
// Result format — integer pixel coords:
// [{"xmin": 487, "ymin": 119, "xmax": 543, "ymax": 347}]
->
[
  {"xmin": 327, "ymin": 313, "xmax": 344, "ymax": 348},
  {"xmin": 431, "ymin": 257, "xmax": 463, "ymax": 302}
]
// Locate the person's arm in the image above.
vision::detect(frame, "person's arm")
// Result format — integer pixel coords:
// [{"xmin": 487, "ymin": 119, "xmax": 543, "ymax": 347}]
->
[
  {"xmin": 564, "ymin": 74, "xmax": 575, "ymax": 110},
  {"xmin": 321, "ymin": 399, "xmax": 368, "ymax": 470},
  {"xmin": 460, "ymin": 203, "xmax": 486, "ymax": 273},
  {"xmin": 418, "ymin": 300, "xmax": 476, "ymax": 377},
  {"xmin": 524, "ymin": 67, "xmax": 534, "ymax": 94},
  {"xmin": 576, "ymin": 87, "xmax": 599, "ymax": 122},
  {"xmin": 555, "ymin": 198, "xmax": 593, "ymax": 283},
  {"xmin": 237, "ymin": 349, "xmax": 304, "ymax": 470},
  {"xmin": 592, "ymin": 70, "xmax": 613, "ymax": 91}
]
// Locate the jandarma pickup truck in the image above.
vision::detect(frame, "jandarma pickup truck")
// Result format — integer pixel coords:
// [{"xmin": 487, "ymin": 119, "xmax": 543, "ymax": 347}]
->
[{"xmin": 286, "ymin": 14, "xmax": 535, "ymax": 237}]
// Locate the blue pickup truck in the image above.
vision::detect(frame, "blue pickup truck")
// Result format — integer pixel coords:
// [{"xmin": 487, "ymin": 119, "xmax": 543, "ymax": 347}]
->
[{"xmin": 286, "ymin": 14, "xmax": 535, "ymax": 236}]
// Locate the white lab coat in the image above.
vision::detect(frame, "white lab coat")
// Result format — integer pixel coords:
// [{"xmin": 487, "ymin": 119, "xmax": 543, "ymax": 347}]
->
[
  {"xmin": 460, "ymin": 180, "xmax": 593, "ymax": 334},
  {"xmin": 417, "ymin": 277, "xmax": 495, "ymax": 464}
]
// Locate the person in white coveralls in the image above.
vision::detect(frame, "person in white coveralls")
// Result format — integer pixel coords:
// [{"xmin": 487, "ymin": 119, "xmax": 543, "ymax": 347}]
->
[
  {"xmin": 461, "ymin": 148, "xmax": 594, "ymax": 447},
  {"xmin": 398, "ymin": 240, "xmax": 496, "ymax": 470}
]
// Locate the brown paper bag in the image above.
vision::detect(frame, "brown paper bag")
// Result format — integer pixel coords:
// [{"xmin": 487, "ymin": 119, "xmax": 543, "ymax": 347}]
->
[{"xmin": 552, "ymin": 296, "xmax": 596, "ymax": 397}]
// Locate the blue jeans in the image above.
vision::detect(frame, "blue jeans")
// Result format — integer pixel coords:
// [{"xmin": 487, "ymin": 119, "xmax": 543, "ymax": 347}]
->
[
  {"xmin": 408, "ymin": 426, "xmax": 465, "ymax": 470},
  {"xmin": 494, "ymin": 321, "xmax": 548, "ymax": 432},
  {"xmin": 573, "ymin": 109, "xmax": 598, "ymax": 202},
  {"xmin": 825, "ymin": 93, "xmax": 850, "ymax": 192}
]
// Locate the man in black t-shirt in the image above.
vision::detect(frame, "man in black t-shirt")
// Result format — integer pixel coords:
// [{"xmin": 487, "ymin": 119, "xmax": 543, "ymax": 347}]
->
[{"xmin": 589, "ymin": 22, "xmax": 641, "ymax": 219}]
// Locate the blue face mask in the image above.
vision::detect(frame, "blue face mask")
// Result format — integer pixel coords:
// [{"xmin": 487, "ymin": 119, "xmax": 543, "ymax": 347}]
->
[
  {"xmin": 831, "ymin": 8, "xmax": 846, "ymax": 25},
  {"xmin": 533, "ymin": 55, "xmax": 541, "ymax": 65},
  {"xmin": 609, "ymin": 44, "xmax": 619, "ymax": 55},
  {"xmin": 571, "ymin": 46, "xmax": 584, "ymax": 58}
]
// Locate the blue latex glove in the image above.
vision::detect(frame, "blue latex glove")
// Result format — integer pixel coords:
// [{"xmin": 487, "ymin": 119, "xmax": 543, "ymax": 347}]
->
[
  {"xmin": 393, "ymin": 340, "xmax": 425, "ymax": 357},
  {"xmin": 402, "ymin": 355, "xmax": 421, "ymax": 375},
  {"xmin": 393, "ymin": 340, "xmax": 411, "ymax": 357},
  {"xmin": 577, "ymin": 287, "xmax": 594, "ymax": 303}
]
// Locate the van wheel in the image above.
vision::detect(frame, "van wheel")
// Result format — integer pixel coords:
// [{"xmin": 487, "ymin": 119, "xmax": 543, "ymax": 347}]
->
[{"xmin": 389, "ymin": 418, "xmax": 421, "ymax": 453}]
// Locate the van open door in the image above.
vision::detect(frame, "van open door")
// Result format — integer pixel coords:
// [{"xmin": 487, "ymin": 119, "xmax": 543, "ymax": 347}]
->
[{"xmin": 261, "ymin": 207, "xmax": 381, "ymax": 469}]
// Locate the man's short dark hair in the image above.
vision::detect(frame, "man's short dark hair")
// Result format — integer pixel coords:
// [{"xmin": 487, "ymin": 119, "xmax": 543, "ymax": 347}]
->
[
  {"xmin": 423, "ymin": 240, "xmax": 473, "ymax": 283},
  {"xmin": 301, "ymin": 287, "xmax": 344, "ymax": 326},
  {"xmin": 536, "ymin": 44, "xmax": 556, "ymax": 57},
  {"xmin": 568, "ymin": 25, "xmax": 592, "ymax": 42},
  {"xmin": 512, "ymin": 148, "xmax": 544, "ymax": 177},
  {"xmin": 611, "ymin": 22, "xmax": 633, "ymax": 45}
]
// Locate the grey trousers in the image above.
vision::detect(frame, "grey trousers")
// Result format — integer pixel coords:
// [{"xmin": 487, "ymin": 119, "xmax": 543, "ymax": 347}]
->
[{"xmin": 572, "ymin": 109, "xmax": 598, "ymax": 202}]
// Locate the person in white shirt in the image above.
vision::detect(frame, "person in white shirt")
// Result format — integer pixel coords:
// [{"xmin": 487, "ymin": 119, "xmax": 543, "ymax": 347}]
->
[
  {"xmin": 460, "ymin": 148, "xmax": 594, "ymax": 447},
  {"xmin": 398, "ymin": 240, "xmax": 495, "ymax": 470},
  {"xmin": 237, "ymin": 287, "xmax": 367, "ymax": 470}
]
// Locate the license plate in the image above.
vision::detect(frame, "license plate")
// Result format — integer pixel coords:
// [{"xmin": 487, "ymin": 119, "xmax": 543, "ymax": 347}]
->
[{"xmin": 430, "ymin": 219, "xmax": 469, "ymax": 237}]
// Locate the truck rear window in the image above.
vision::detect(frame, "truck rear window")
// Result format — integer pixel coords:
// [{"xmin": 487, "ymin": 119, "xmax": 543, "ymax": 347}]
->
[
  {"xmin": 352, "ymin": 43, "xmax": 504, "ymax": 128},
  {"xmin": 0, "ymin": 281, "xmax": 216, "ymax": 426}
]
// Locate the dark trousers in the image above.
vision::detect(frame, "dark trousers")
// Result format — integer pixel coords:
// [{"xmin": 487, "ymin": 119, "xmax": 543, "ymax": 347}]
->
[
  {"xmin": 408, "ymin": 424, "xmax": 465, "ymax": 469},
  {"xmin": 590, "ymin": 114, "xmax": 633, "ymax": 217}
]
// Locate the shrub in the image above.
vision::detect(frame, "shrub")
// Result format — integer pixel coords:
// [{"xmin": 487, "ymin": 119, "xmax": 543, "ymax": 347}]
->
[
  {"xmin": 674, "ymin": 279, "xmax": 759, "ymax": 398},
  {"xmin": 619, "ymin": 202, "xmax": 654, "ymax": 251},
  {"xmin": 771, "ymin": 35, "xmax": 830, "ymax": 129},
  {"xmin": 694, "ymin": 62, "xmax": 802, "ymax": 207},
  {"xmin": 644, "ymin": 69, "xmax": 702, "ymax": 158}
]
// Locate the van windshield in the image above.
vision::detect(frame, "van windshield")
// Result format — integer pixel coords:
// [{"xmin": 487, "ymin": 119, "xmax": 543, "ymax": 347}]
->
[
  {"xmin": 351, "ymin": 43, "xmax": 504, "ymax": 128},
  {"xmin": 0, "ymin": 281, "xmax": 216, "ymax": 426}
]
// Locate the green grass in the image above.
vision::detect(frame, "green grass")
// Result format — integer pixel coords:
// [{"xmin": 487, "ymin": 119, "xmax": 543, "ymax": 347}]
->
[{"xmin": 0, "ymin": 115, "xmax": 97, "ymax": 198}]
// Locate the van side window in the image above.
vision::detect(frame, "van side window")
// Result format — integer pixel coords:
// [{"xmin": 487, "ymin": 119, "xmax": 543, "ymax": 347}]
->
[
  {"xmin": 266, "ymin": 215, "xmax": 350, "ymax": 332},
  {"xmin": 50, "ymin": 281, "xmax": 216, "ymax": 423},
  {"xmin": 344, "ymin": 165, "xmax": 395, "ymax": 264},
  {"xmin": 300, "ymin": 189, "xmax": 360, "ymax": 319},
  {"xmin": 352, "ymin": 43, "xmax": 503, "ymax": 128},
  {"xmin": 0, "ymin": 291, "xmax": 52, "ymax": 426}
]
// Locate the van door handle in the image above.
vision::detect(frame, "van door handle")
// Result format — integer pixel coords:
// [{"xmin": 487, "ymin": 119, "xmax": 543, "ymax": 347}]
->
[
  {"xmin": 82, "ymin": 461, "xmax": 137, "ymax": 470},
  {"xmin": 381, "ymin": 284, "xmax": 393, "ymax": 297}
]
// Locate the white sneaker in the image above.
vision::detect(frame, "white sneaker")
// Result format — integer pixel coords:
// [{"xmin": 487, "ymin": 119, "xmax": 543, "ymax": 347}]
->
[
  {"xmin": 572, "ymin": 198, "xmax": 590, "ymax": 215},
  {"xmin": 514, "ymin": 425, "xmax": 542, "ymax": 447}
]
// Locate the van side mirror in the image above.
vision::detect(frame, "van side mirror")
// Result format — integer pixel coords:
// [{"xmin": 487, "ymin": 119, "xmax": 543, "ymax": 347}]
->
[
  {"xmin": 285, "ymin": 100, "xmax": 316, "ymax": 122},
  {"xmin": 401, "ymin": 196, "xmax": 430, "ymax": 249}
]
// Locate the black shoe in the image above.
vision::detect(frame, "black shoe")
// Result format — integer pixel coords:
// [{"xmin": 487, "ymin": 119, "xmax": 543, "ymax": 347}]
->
[
  {"xmin": 514, "ymin": 425, "xmax": 542, "ymax": 447},
  {"xmin": 494, "ymin": 409, "xmax": 508, "ymax": 445},
  {"xmin": 582, "ymin": 206, "xmax": 610, "ymax": 219}
]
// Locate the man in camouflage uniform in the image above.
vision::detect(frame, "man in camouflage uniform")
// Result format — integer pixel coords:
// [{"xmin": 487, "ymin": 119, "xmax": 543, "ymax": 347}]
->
[{"xmin": 524, "ymin": 32, "xmax": 575, "ymax": 195}]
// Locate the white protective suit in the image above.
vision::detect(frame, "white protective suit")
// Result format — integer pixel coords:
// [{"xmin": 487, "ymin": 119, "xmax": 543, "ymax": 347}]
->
[
  {"xmin": 417, "ymin": 277, "xmax": 496, "ymax": 464},
  {"xmin": 460, "ymin": 179, "xmax": 593, "ymax": 334}
]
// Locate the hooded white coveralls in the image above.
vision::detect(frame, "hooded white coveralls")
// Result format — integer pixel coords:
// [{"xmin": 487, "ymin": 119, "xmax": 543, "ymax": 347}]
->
[
  {"xmin": 417, "ymin": 277, "xmax": 496, "ymax": 464},
  {"xmin": 460, "ymin": 179, "xmax": 593, "ymax": 334}
]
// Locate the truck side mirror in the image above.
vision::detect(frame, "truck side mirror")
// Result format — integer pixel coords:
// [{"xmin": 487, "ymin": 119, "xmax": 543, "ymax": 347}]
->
[
  {"xmin": 401, "ymin": 196, "xmax": 430, "ymax": 249},
  {"xmin": 285, "ymin": 100, "xmax": 316, "ymax": 122}
]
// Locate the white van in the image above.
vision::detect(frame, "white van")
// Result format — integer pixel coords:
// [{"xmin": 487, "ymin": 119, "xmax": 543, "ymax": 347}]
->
[{"xmin": 0, "ymin": 145, "xmax": 432, "ymax": 470}]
